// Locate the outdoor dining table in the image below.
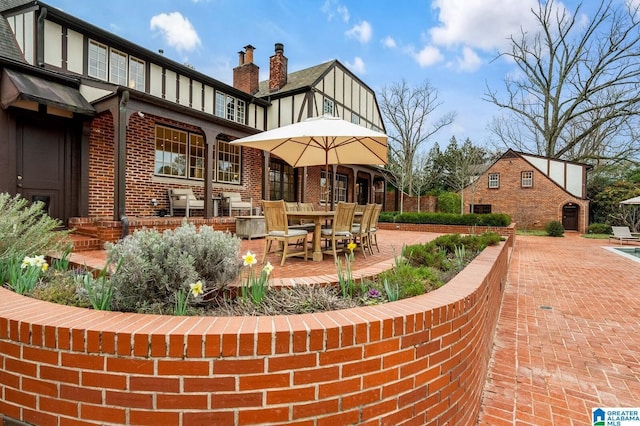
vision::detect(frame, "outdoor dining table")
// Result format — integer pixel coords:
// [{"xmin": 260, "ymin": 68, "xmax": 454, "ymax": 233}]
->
[{"xmin": 286, "ymin": 210, "xmax": 361, "ymax": 261}]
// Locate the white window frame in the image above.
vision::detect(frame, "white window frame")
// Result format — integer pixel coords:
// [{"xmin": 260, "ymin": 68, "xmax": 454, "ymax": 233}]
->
[
  {"xmin": 109, "ymin": 48, "xmax": 127, "ymax": 85},
  {"xmin": 323, "ymin": 98, "xmax": 334, "ymax": 116},
  {"xmin": 129, "ymin": 56, "xmax": 145, "ymax": 90},
  {"xmin": 351, "ymin": 113, "xmax": 360, "ymax": 125},
  {"xmin": 320, "ymin": 171, "xmax": 347, "ymax": 204},
  {"xmin": 88, "ymin": 40, "xmax": 108, "ymax": 81},
  {"xmin": 521, "ymin": 171, "xmax": 533, "ymax": 188},
  {"xmin": 236, "ymin": 99, "xmax": 245, "ymax": 124},
  {"xmin": 488, "ymin": 173, "xmax": 500, "ymax": 189}
]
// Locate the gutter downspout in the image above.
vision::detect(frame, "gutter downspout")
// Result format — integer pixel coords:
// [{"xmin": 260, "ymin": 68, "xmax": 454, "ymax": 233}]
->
[
  {"xmin": 36, "ymin": 7, "xmax": 47, "ymax": 67},
  {"xmin": 117, "ymin": 91, "xmax": 129, "ymax": 237}
]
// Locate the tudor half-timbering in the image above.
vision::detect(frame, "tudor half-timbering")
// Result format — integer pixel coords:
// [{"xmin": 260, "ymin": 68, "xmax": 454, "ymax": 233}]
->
[
  {"xmin": 0, "ymin": 0, "xmax": 386, "ymax": 230},
  {"xmin": 461, "ymin": 149, "xmax": 590, "ymax": 233}
]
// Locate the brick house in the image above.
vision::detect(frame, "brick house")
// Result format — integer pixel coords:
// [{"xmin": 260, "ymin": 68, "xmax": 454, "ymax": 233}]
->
[
  {"xmin": 461, "ymin": 149, "xmax": 590, "ymax": 232},
  {"xmin": 0, "ymin": 1, "xmax": 386, "ymax": 233}
]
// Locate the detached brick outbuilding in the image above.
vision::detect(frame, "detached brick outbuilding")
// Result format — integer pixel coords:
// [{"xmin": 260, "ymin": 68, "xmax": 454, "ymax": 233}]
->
[{"xmin": 462, "ymin": 149, "xmax": 590, "ymax": 233}]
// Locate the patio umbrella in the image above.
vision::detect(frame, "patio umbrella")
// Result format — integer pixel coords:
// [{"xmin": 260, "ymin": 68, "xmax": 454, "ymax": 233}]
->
[
  {"xmin": 620, "ymin": 196, "xmax": 640, "ymax": 205},
  {"xmin": 231, "ymin": 115, "xmax": 388, "ymax": 206}
]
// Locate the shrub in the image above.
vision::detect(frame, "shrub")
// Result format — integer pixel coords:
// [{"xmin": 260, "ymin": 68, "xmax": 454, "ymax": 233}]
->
[
  {"xmin": 437, "ymin": 192, "xmax": 461, "ymax": 213},
  {"xmin": 588, "ymin": 223, "xmax": 612, "ymax": 234},
  {"xmin": 106, "ymin": 221, "xmax": 241, "ymax": 313},
  {"xmin": 546, "ymin": 221, "xmax": 565, "ymax": 237},
  {"xmin": 31, "ymin": 272, "xmax": 91, "ymax": 308},
  {"xmin": 0, "ymin": 193, "xmax": 71, "ymax": 265},
  {"xmin": 387, "ymin": 212, "xmax": 511, "ymax": 227}
]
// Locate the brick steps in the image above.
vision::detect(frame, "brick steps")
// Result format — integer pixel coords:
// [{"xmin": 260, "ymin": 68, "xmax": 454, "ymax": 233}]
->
[{"xmin": 69, "ymin": 233, "xmax": 104, "ymax": 252}]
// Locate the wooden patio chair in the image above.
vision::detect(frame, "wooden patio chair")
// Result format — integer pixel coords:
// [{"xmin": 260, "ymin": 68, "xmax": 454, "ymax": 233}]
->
[
  {"xmin": 321, "ymin": 202, "xmax": 356, "ymax": 263},
  {"xmin": 368, "ymin": 204, "xmax": 382, "ymax": 253},
  {"xmin": 352, "ymin": 204, "xmax": 366, "ymax": 224},
  {"xmin": 261, "ymin": 200, "xmax": 308, "ymax": 266},
  {"xmin": 351, "ymin": 203, "xmax": 375, "ymax": 258}
]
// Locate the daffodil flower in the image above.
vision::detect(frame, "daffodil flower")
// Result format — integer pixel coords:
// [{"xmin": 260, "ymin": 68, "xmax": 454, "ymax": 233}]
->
[
  {"xmin": 263, "ymin": 262, "xmax": 273, "ymax": 276},
  {"xmin": 242, "ymin": 251, "xmax": 257, "ymax": 267},
  {"xmin": 347, "ymin": 242, "xmax": 357, "ymax": 252},
  {"xmin": 190, "ymin": 280, "xmax": 203, "ymax": 297}
]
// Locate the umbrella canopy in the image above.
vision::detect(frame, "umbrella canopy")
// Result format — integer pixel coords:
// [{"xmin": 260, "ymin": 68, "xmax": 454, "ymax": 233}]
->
[
  {"xmin": 620, "ymin": 196, "xmax": 640, "ymax": 205},
  {"xmin": 230, "ymin": 115, "xmax": 388, "ymax": 168}
]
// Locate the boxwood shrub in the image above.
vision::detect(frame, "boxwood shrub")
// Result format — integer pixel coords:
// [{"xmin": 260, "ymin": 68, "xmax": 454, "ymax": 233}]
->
[{"xmin": 379, "ymin": 211, "xmax": 511, "ymax": 227}]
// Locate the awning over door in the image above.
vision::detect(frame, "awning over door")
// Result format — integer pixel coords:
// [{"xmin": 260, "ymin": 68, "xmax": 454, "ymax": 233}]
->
[{"xmin": 1, "ymin": 68, "xmax": 95, "ymax": 116}]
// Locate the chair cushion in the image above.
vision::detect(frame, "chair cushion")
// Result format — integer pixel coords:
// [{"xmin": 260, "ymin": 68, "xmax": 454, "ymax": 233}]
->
[
  {"xmin": 268, "ymin": 229, "xmax": 308, "ymax": 237},
  {"xmin": 321, "ymin": 229, "xmax": 351, "ymax": 236}
]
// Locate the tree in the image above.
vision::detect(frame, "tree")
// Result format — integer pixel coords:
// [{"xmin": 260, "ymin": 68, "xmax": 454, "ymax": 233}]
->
[
  {"xmin": 592, "ymin": 180, "xmax": 640, "ymax": 229},
  {"xmin": 485, "ymin": 0, "xmax": 640, "ymax": 165},
  {"xmin": 436, "ymin": 137, "xmax": 491, "ymax": 214},
  {"xmin": 379, "ymin": 79, "xmax": 456, "ymax": 213}
]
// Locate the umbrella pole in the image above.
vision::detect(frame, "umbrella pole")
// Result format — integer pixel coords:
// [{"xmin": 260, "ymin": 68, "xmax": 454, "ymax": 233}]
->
[{"xmin": 325, "ymin": 151, "xmax": 329, "ymax": 211}]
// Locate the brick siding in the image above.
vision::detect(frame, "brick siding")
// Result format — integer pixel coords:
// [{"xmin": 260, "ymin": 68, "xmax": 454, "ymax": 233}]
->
[{"xmin": 462, "ymin": 156, "xmax": 589, "ymax": 232}]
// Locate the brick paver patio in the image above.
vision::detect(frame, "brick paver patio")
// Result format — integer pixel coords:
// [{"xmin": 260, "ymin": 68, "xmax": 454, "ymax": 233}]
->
[{"xmin": 478, "ymin": 233, "xmax": 640, "ymax": 425}]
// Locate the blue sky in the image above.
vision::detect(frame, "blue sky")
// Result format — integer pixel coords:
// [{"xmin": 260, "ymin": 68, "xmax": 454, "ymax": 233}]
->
[{"xmin": 44, "ymin": 0, "xmax": 595, "ymax": 150}]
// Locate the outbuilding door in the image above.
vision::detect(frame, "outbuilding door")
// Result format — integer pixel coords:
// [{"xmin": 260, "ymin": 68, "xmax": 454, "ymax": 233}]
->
[{"xmin": 562, "ymin": 203, "xmax": 579, "ymax": 231}]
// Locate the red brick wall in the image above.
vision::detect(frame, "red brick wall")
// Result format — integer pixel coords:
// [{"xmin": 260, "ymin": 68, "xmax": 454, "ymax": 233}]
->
[
  {"xmin": 384, "ymin": 191, "xmax": 437, "ymax": 212},
  {"xmin": 87, "ymin": 113, "xmax": 262, "ymax": 219},
  {"xmin": 0, "ymin": 235, "xmax": 511, "ymax": 426},
  {"xmin": 462, "ymin": 157, "xmax": 589, "ymax": 232},
  {"xmin": 88, "ymin": 112, "xmax": 115, "ymax": 218}
]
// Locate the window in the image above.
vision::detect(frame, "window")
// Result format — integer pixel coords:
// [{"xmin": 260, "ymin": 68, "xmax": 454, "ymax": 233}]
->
[
  {"xmin": 109, "ymin": 49, "xmax": 127, "ymax": 85},
  {"xmin": 217, "ymin": 140, "xmax": 241, "ymax": 184},
  {"xmin": 215, "ymin": 92, "xmax": 226, "ymax": 118},
  {"xmin": 189, "ymin": 134, "xmax": 205, "ymax": 179},
  {"xmin": 215, "ymin": 92, "xmax": 245, "ymax": 123},
  {"xmin": 351, "ymin": 113, "xmax": 360, "ymax": 125},
  {"xmin": 488, "ymin": 173, "xmax": 500, "ymax": 189},
  {"xmin": 236, "ymin": 99, "xmax": 245, "ymax": 124},
  {"xmin": 323, "ymin": 98, "xmax": 334, "ymax": 115},
  {"xmin": 88, "ymin": 40, "xmax": 107, "ymax": 80},
  {"xmin": 155, "ymin": 126, "xmax": 188, "ymax": 178},
  {"xmin": 129, "ymin": 57, "xmax": 145, "ymax": 90},
  {"xmin": 269, "ymin": 159, "xmax": 296, "ymax": 201},
  {"xmin": 321, "ymin": 171, "xmax": 347, "ymax": 203},
  {"xmin": 472, "ymin": 204, "xmax": 492, "ymax": 214},
  {"xmin": 521, "ymin": 171, "xmax": 533, "ymax": 188}
]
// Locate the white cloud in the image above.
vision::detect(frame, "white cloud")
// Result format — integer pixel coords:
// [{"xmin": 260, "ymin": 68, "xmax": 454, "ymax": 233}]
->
[
  {"xmin": 337, "ymin": 5, "xmax": 350, "ymax": 22},
  {"xmin": 382, "ymin": 36, "xmax": 397, "ymax": 49},
  {"xmin": 321, "ymin": 0, "xmax": 349, "ymax": 22},
  {"xmin": 429, "ymin": 0, "xmax": 541, "ymax": 51},
  {"xmin": 455, "ymin": 46, "xmax": 482, "ymax": 72},
  {"xmin": 150, "ymin": 12, "xmax": 201, "ymax": 53},
  {"xmin": 345, "ymin": 21, "xmax": 372, "ymax": 44},
  {"xmin": 346, "ymin": 56, "xmax": 366, "ymax": 74},
  {"xmin": 413, "ymin": 45, "xmax": 444, "ymax": 67}
]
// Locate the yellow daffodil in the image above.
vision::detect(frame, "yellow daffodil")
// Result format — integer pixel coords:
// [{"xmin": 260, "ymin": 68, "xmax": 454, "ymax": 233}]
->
[
  {"xmin": 41, "ymin": 263, "xmax": 49, "ymax": 272},
  {"xmin": 347, "ymin": 242, "xmax": 357, "ymax": 252},
  {"xmin": 242, "ymin": 251, "xmax": 257, "ymax": 267},
  {"xmin": 190, "ymin": 280, "xmax": 203, "ymax": 297},
  {"xmin": 263, "ymin": 262, "xmax": 273, "ymax": 276}
]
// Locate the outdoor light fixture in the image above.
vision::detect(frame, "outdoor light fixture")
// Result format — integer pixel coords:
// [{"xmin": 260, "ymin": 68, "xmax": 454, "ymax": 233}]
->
[{"xmin": 151, "ymin": 198, "xmax": 158, "ymax": 206}]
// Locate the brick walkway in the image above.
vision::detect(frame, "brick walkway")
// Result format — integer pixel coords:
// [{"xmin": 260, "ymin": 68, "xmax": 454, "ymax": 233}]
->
[{"xmin": 477, "ymin": 234, "xmax": 640, "ymax": 425}]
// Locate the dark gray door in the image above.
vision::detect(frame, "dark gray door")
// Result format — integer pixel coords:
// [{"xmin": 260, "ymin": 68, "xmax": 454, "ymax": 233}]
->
[
  {"xmin": 16, "ymin": 116, "xmax": 68, "ymax": 223},
  {"xmin": 562, "ymin": 204, "xmax": 579, "ymax": 231}
]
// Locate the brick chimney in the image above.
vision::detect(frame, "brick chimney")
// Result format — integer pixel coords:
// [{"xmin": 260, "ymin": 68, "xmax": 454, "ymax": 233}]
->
[
  {"xmin": 233, "ymin": 45, "xmax": 259, "ymax": 94},
  {"xmin": 269, "ymin": 43, "xmax": 287, "ymax": 92}
]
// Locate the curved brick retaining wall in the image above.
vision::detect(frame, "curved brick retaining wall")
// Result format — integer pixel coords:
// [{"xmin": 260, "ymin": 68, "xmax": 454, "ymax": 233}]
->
[{"xmin": 0, "ymin": 236, "xmax": 511, "ymax": 426}]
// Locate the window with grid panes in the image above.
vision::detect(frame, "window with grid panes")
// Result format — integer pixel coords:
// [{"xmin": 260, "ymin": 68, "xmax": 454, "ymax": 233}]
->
[
  {"xmin": 269, "ymin": 159, "xmax": 296, "ymax": 201},
  {"xmin": 154, "ymin": 125, "xmax": 204, "ymax": 180},
  {"xmin": 109, "ymin": 49, "xmax": 127, "ymax": 85},
  {"xmin": 128, "ymin": 57, "xmax": 145, "ymax": 90},
  {"xmin": 488, "ymin": 173, "xmax": 500, "ymax": 189},
  {"xmin": 217, "ymin": 140, "xmax": 241, "ymax": 184},
  {"xmin": 320, "ymin": 171, "xmax": 347, "ymax": 203},
  {"xmin": 323, "ymin": 98, "xmax": 334, "ymax": 115},
  {"xmin": 88, "ymin": 40, "xmax": 107, "ymax": 81},
  {"xmin": 521, "ymin": 171, "xmax": 533, "ymax": 187}
]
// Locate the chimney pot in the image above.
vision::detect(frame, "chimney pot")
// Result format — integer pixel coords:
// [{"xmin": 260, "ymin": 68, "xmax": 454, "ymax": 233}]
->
[
  {"xmin": 244, "ymin": 44, "xmax": 255, "ymax": 64},
  {"xmin": 269, "ymin": 43, "xmax": 288, "ymax": 92},
  {"xmin": 238, "ymin": 51, "xmax": 245, "ymax": 66}
]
